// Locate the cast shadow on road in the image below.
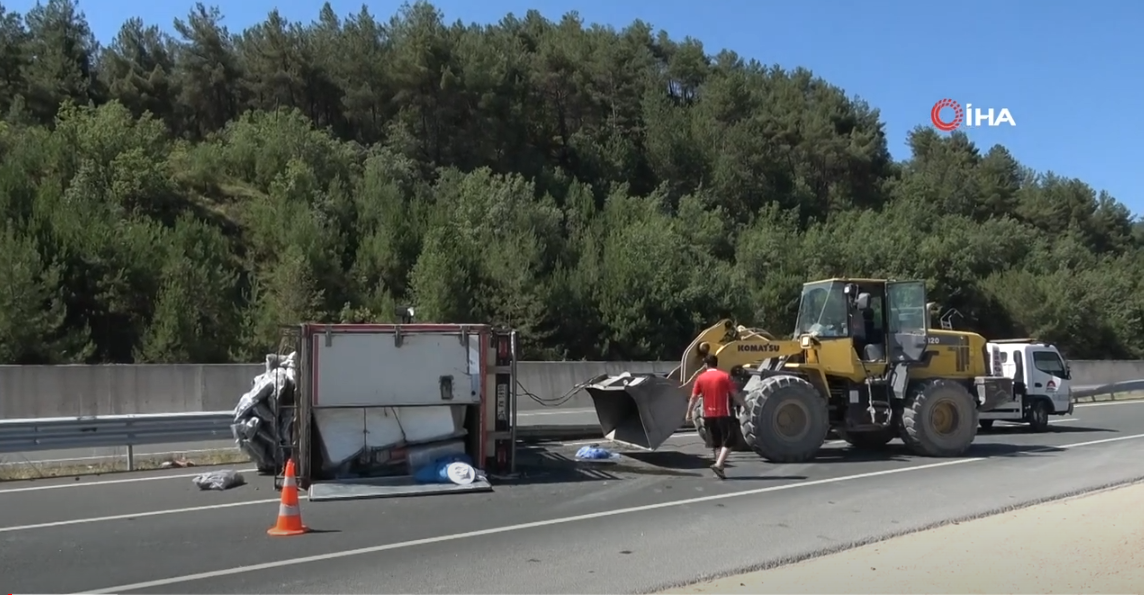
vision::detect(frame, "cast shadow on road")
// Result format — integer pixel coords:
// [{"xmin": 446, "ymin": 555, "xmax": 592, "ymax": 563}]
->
[
  {"xmin": 505, "ymin": 446, "xmax": 807, "ymax": 485},
  {"xmin": 504, "ymin": 447, "xmax": 681, "ymax": 485},
  {"xmin": 963, "ymin": 442, "xmax": 1066, "ymax": 457},
  {"xmin": 296, "ymin": 528, "xmax": 342, "ymax": 535},
  {"xmin": 623, "ymin": 451, "xmax": 807, "ymax": 481},
  {"xmin": 623, "ymin": 451, "xmax": 719, "ymax": 470},
  {"xmin": 812, "ymin": 440, "xmax": 1070, "ymax": 463}
]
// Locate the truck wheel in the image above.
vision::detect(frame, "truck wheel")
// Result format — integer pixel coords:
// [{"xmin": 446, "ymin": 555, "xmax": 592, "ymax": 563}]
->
[
  {"xmin": 899, "ymin": 379, "xmax": 978, "ymax": 457},
  {"xmin": 979, "ymin": 420, "xmax": 994, "ymax": 430},
  {"xmin": 843, "ymin": 428, "xmax": 896, "ymax": 449},
  {"xmin": 1026, "ymin": 399, "xmax": 1051, "ymax": 433},
  {"xmin": 742, "ymin": 375, "xmax": 828, "ymax": 463}
]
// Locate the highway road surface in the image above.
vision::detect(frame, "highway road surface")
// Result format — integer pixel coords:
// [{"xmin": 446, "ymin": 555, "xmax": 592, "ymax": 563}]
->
[{"xmin": 2, "ymin": 399, "xmax": 1143, "ymax": 594}]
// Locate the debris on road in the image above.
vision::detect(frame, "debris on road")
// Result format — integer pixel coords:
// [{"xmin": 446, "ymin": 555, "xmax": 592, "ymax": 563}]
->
[
  {"xmin": 575, "ymin": 444, "xmax": 620, "ymax": 462},
  {"xmin": 192, "ymin": 469, "xmax": 246, "ymax": 490},
  {"xmin": 159, "ymin": 458, "xmax": 196, "ymax": 469}
]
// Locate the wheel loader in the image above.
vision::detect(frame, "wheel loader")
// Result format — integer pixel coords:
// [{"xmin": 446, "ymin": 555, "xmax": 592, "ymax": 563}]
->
[{"xmin": 580, "ymin": 278, "xmax": 1033, "ymax": 462}]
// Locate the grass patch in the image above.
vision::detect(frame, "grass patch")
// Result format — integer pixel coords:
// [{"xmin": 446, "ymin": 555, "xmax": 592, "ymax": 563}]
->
[{"xmin": 0, "ymin": 449, "xmax": 255, "ymax": 482}]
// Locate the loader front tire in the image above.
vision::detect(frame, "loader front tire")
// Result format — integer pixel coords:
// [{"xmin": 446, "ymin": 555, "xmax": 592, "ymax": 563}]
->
[
  {"xmin": 741, "ymin": 375, "xmax": 829, "ymax": 463},
  {"xmin": 899, "ymin": 379, "xmax": 978, "ymax": 457}
]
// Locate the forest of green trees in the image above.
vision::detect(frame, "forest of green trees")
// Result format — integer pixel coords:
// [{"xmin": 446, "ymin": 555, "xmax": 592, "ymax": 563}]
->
[{"xmin": 0, "ymin": 0, "xmax": 1142, "ymax": 365}]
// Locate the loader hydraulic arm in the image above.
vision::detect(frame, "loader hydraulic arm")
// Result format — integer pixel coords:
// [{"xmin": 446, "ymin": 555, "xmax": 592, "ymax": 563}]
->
[{"xmin": 674, "ymin": 319, "xmax": 801, "ymax": 387}]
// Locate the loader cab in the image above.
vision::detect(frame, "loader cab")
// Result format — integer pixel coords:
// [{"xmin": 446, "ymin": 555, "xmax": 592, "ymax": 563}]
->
[
  {"xmin": 795, "ymin": 280, "xmax": 851, "ymax": 339},
  {"xmin": 884, "ymin": 281, "xmax": 930, "ymax": 363},
  {"xmin": 795, "ymin": 278, "xmax": 930, "ymax": 365}
]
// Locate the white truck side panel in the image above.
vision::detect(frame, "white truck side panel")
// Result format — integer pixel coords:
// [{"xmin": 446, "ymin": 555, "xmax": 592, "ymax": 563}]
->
[
  {"xmin": 987, "ymin": 342, "xmax": 1073, "ymax": 415},
  {"xmin": 313, "ymin": 331, "xmax": 482, "ymax": 407}
]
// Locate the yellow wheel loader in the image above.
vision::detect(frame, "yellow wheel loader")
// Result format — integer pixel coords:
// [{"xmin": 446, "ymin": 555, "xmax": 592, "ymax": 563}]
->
[{"xmin": 582, "ymin": 278, "xmax": 1016, "ymax": 463}]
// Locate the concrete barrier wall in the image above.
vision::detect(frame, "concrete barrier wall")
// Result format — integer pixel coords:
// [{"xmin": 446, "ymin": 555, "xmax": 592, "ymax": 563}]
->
[
  {"xmin": 1, "ymin": 359, "xmax": 1141, "ymax": 419},
  {"xmin": 1067, "ymin": 360, "xmax": 1144, "ymax": 386}
]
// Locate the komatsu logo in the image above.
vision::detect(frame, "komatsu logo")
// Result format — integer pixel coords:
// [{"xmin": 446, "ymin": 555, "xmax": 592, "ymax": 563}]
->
[{"xmin": 737, "ymin": 344, "xmax": 780, "ymax": 353}]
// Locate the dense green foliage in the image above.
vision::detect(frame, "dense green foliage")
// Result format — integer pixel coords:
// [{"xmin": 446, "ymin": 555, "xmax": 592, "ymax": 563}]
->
[{"xmin": 1, "ymin": 0, "xmax": 1142, "ymax": 364}]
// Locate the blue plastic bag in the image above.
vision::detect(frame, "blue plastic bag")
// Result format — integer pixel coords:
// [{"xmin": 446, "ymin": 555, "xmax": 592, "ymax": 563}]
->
[{"xmin": 575, "ymin": 444, "xmax": 618, "ymax": 461}]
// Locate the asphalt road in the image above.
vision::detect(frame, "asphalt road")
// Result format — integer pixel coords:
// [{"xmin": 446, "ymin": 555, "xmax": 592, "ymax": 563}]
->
[{"xmin": 2, "ymin": 400, "xmax": 1143, "ymax": 594}]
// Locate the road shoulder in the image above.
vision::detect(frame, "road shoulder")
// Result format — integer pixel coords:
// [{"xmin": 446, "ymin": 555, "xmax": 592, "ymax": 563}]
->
[{"xmin": 663, "ymin": 480, "xmax": 1144, "ymax": 594}]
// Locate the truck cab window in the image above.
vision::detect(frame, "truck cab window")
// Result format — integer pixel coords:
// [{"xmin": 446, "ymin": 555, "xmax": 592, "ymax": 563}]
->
[{"xmin": 1032, "ymin": 351, "xmax": 1066, "ymax": 375}]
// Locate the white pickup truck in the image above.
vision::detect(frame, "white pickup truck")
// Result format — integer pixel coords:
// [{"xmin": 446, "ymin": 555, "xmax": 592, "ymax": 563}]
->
[{"xmin": 978, "ymin": 340, "xmax": 1073, "ymax": 431}]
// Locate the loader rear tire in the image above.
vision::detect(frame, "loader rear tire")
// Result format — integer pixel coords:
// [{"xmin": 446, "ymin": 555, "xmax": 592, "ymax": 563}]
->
[
  {"xmin": 898, "ymin": 379, "xmax": 978, "ymax": 457},
  {"xmin": 741, "ymin": 375, "xmax": 829, "ymax": 463},
  {"xmin": 843, "ymin": 428, "xmax": 896, "ymax": 449}
]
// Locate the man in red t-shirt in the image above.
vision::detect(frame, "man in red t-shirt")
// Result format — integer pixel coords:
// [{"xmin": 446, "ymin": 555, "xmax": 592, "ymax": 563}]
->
[{"xmin": 685, "ymin": 354, "xmax": 743, "ymax": 478}]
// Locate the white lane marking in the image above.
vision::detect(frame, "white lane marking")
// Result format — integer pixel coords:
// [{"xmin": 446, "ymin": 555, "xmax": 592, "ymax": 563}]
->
[
  {"xmin": 0, "ymin": 468, "xmax": 259, "ymax": 495},
  {"xmin": 78, "ymin": 432, "xmax": 1144, "ymax": 594},
  {"xmin": 0, "ymin": 498, "xmax": 282, "ymax": 534}
]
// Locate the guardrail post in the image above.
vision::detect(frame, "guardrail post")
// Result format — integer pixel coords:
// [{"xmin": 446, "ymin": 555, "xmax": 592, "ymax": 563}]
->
[{"xmin": 126, "ymin": 444, "xmax": 135, "ymax": 471}]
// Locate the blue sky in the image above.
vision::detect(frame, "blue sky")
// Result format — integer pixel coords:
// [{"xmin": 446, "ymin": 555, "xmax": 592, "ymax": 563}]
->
[{"xmin": 16, "ymin": 0, "xmax": 1143, "ymax": 216}]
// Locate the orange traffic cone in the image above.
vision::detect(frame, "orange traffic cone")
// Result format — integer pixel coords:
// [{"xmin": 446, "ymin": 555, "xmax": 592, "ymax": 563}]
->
[{"xmin": 267, "ymin": 458, "xmax": 309, "ymax": 536}]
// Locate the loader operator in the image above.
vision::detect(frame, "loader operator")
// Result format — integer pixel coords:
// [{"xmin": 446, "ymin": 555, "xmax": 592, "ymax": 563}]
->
[{"xmin": 685, "ymin": 354, "xmax": 744, "ymax": 479}]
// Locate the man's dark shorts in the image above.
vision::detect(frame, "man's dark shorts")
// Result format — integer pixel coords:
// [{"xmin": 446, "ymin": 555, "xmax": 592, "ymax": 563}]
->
[{"xmin": 704, "ymin": 416, "xmax": 738, "ymax": 449}]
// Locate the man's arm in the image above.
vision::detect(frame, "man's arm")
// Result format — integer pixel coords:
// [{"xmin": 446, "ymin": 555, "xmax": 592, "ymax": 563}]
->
[
  {"xmin": 686, "ymin": 379, "xmax": 702, "ymax": 420},
  {"xmin": 727, "ymin": 374, "xmax": 747, "ymax": 408},
  {"xmin": 731, "ymin": 387, "xmax": 747, "ymax": 408}
]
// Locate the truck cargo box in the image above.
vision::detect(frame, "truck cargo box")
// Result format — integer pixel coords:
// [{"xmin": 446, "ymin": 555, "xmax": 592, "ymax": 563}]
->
[{"xmin": 276, "ymin": 323, "xmax": 518, "ymax": 500}]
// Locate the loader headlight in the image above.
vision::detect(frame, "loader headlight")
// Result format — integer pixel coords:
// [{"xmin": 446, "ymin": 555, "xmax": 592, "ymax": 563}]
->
[{"xmin": 800, "ymin": 335, "xmax": 814, "ymax": 349}]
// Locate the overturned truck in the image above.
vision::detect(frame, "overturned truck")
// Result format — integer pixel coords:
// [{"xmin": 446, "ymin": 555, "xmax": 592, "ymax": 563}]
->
[{"xmin": 232, "ymin": 323, "xmax": 521, "ymax": 500}]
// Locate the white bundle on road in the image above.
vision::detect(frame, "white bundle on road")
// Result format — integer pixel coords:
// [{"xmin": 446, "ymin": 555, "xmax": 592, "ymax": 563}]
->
[{"xmin": 231, "ymin": 352, "xmax": 297, "ymax": 472}]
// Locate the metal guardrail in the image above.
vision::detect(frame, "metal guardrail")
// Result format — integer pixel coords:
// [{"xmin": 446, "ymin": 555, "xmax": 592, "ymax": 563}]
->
[
  {"xmin": 1, "ymin": 380, "xmax": 1141, "ymax": 470},
  {"xmin": 0, "ymin": 411, "xmax": 233, "ymax": 470},
  {"xmin": 1071, "ymin": 380, "xmax": 1144, "ymax": 399}
]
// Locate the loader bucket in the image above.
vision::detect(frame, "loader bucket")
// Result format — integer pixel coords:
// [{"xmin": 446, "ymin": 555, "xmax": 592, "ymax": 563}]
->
[{"xmin": 583, "ymin": 373, "xmax": 690, "ymax": 450}]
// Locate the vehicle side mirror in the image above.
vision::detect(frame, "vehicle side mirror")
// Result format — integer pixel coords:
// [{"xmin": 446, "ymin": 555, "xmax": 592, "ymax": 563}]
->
[{"xmin": 1063, "ymin": 366, "xmax": 1071, "ymax": 380}]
